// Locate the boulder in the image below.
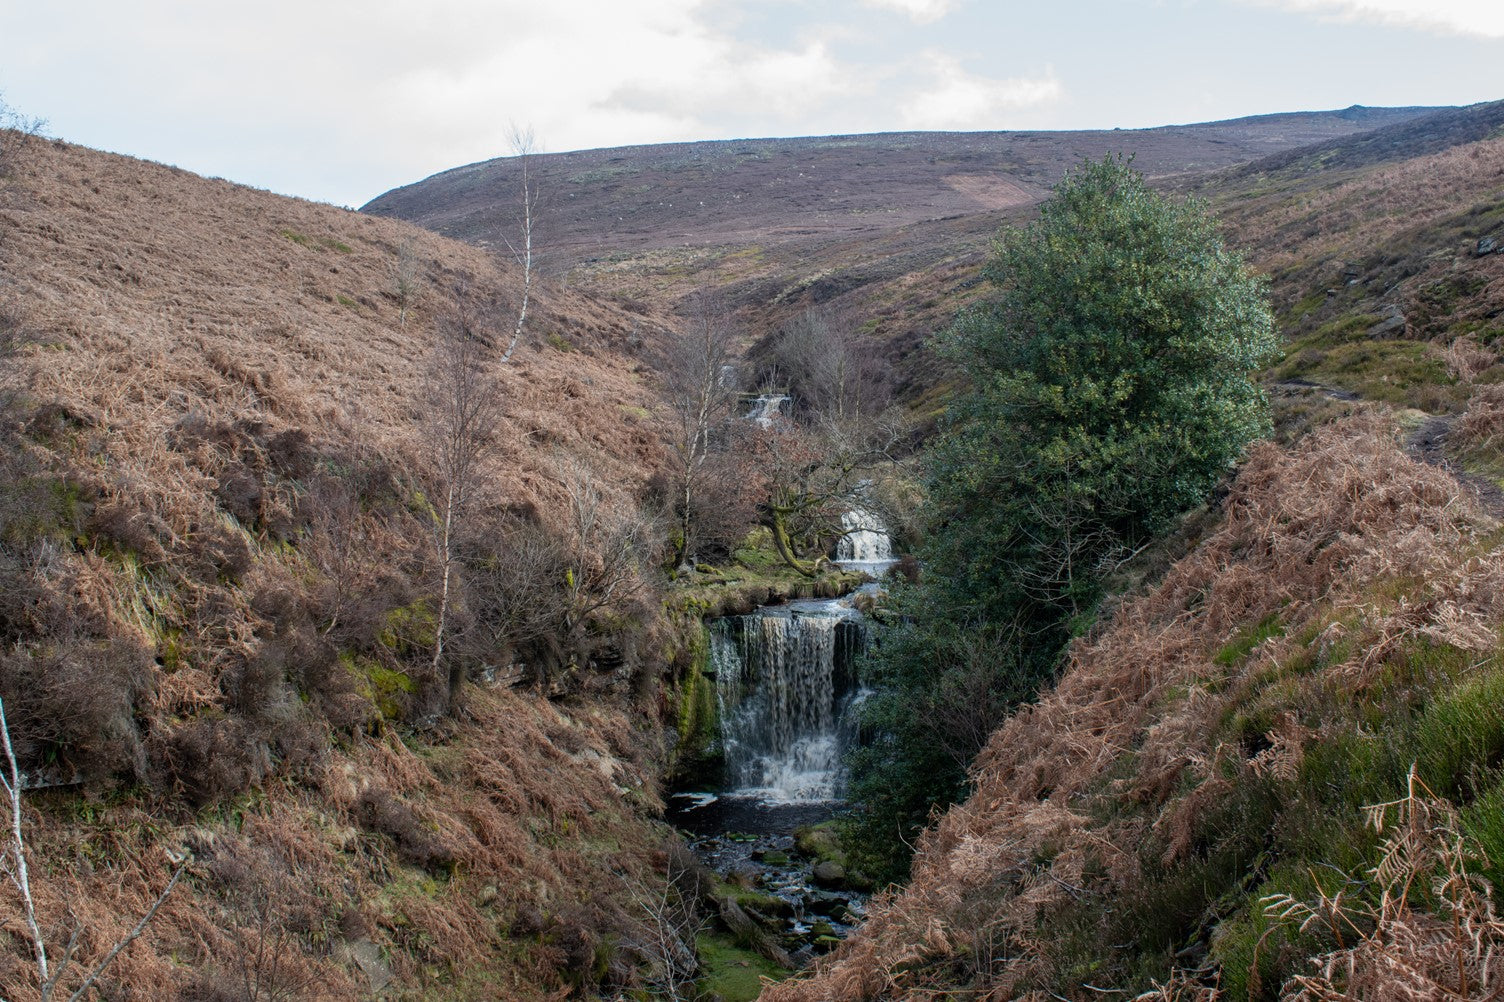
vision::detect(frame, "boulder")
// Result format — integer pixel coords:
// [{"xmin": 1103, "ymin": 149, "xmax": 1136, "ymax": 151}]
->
[
  {"xmin": 1477, "ymin": 236, "xmax": 1499, "ymax": 257},
  {"xmin": 1369, "ymin": 304, "xmax": 1407, "ymax": 338},
  {"xmin": 803, "ymin": 890, "xmax": 848, "ymax": 916},
  {"xmin": 812, "ymin": 860, "xmax": 847, "ymax": 888}
]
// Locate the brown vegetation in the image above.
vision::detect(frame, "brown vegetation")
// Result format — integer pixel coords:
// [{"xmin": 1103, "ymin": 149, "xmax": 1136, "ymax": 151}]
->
[
  {"xmin": 768, "ymin": 416, "xmax": 1504, "ymax": 999},
  {"xmin": 0, "ymin": 133, "xmax": 693, "ymax": 997}
]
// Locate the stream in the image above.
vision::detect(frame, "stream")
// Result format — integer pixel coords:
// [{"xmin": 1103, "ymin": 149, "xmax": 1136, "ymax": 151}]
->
[{"xmin": 670, "ymin": 538, "xmax": 897, "ymax": 963}]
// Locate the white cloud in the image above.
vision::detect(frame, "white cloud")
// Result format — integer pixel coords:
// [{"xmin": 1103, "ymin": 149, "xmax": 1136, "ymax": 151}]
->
[
  {"xmin": 1248, "ymin": 0, "xmax": 1504, "ymax": 38},
  {"xmin": 898, "ymin": 52, "xmax": 1061, "ymax": 130},
  {"xmin": 8, "ymin": 0, "xmax": 886, "ymax": 202},
  {"xmin": 861, "ymin": 0, "xmax": 958, "ymax": 23}
]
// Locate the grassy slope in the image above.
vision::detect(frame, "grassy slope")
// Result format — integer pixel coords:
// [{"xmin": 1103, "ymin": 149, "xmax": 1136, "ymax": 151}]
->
[
  {"xmin": 760, "ymin": 104, "xmax": 1504, "ymax": 1002},
  {"xmin": 0, "ymin": 137, "xmax": 686, "ymax": 999}
]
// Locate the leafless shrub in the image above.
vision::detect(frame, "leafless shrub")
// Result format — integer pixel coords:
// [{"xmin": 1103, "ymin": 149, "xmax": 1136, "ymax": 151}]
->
[
  {"xmin": 550, "ymin": 453, "xmax": 659, "ymax": 691},
  {"xmin": 190, "ymin": 840, "xmax": 324, "ymax": 1002},
  {"xmin": 389, "ymin": 237, "xmax": 421, "ymax": 328},
  {"xmin": 462, "ymin": 513, "xmax": 570, "ymax": 686},
  {"xmin": 355, "ymin": 785, "xmax": 457, "ymax": 873},
  {"xmin": 764, "ymin": 306, "xmax": 892, "ymax": 427},
  {"xmin": 155, "ymin": 715, "xmax": 271, "ymax": 806},
  {"xmin": 296, "ymin": 467, "xmax": 418, "ymax": 653},
  {"xmin": 0, "ymin": 546, "xmax": 152, "ymax": 784},
  {"xmin": 0, "ymin": 94, "xmax": 45, "ymax": 197},
  {"xmin": 623, "ymin": 856, "xmax": 710, "ymax": 1001}
]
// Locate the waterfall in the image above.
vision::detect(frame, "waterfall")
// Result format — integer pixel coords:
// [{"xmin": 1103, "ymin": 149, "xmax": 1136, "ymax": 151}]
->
[
  {"xmin": 710, "ymin": 598, "xmax": 866, "ymax": 802},
  {"xmin": 745, "ymin": 394, "xmax": 790, "ymax": 429},
  {"xmin": 835, "ymin": 505, "xmax": 896, "ymax": 575}
]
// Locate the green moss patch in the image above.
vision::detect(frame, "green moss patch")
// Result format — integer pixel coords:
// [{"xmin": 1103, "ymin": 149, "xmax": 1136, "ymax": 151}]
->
[{"xmin": 696, "ymin": 933, "xmax": 787, "ymax": 1002}]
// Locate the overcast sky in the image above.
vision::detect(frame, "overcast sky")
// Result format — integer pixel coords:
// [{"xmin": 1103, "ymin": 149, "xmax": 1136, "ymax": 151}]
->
[{"xmin": 4, "ymin": 0, "xmax": 1501, "ymax": 207}]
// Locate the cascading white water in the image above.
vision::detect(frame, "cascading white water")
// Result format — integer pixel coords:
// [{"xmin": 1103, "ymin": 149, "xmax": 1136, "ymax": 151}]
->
[
  {"xmin": 745, "ymin": 394, "xmax": 791, "ymax": 429},
  {"xmin": 710, "ymin": 598, "xmax": 866, "ymax": 803},
  {"xmin": 836, "ymin": 506, "xmax": 891, "ymax": 563},
  {"xmin": 835, "ymin": 505, "xmax": 897, "ymax": 576}
]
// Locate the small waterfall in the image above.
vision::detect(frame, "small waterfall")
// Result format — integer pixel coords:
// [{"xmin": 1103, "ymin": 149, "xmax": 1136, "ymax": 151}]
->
[
  {"xmin": 835, "ymin": 505, "xmax": 896, "ymax": 575},
  {"xmin": 745, "ymin": 394, "xmax": 790, "ymax": 429},
  {"xmin": 710, "ymin": 598, "xmax": 866, "ymax": 802}
]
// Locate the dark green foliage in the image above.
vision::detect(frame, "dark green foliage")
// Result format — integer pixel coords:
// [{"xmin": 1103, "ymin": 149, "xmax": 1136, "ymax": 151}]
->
[
  {"xmin": 849, "ymin": 157, "xmax": 1279, "ymax": 879},
  {"xmin": 846, "ymin": 607, "xmax": 1044, "ymax": 882},
  {"xmin": 928, "ymin": 156, "xmax": 1278, "ymax": 626}
]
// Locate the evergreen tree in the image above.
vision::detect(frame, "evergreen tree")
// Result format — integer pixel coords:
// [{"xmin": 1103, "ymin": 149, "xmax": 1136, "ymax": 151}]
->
[{"xmin": 848, "ymin": 156, "xmax": 1279, "ymax": 881}]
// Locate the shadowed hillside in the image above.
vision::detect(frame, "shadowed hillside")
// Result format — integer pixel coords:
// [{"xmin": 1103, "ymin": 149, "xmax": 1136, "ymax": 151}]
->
[{"xmin": 0, "ymin": 134, "xmax": 693, "ymax": 1000}]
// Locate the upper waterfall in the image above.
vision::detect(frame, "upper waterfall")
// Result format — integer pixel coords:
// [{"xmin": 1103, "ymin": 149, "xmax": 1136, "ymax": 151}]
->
[
  {"xmin": 835, "ymin": 505, "xmax": 897, "ymax": 576},
  {"xmin": 745, "ymin": 394, "xmax": 791, "ymax": 429}
]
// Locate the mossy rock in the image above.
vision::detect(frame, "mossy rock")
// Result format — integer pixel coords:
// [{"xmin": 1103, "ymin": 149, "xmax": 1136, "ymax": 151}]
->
[{"xmin": 794, "ymin": 822, "xmax": 846, "ymax": 865}]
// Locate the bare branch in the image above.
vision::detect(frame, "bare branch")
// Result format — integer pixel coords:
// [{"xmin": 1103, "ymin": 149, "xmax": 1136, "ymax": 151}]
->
[
  {"xmin": 0, "ymin": 695, "xmax": 187, "ymax": 1002},
  {"xmin": 0, "ymin": 695, "xmax": 50, "ymax": 994},
  {"xmin": 60, "ymin": 860, "xmax": 186, "ymax": 1002}
]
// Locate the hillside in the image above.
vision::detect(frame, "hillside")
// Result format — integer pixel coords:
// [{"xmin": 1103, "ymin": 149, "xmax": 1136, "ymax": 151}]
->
[
  {"xmin": 0, "ymin": 134, "xmax": 690, "ymax": 999},
  {"xmin": 761, "ymin": 102, "xmax": 1504, "ymax": 1001},
  {"xmin": 3, "ymin": 91, "xmax": 1503, "ymax": 1002},
  {"xmin": 367, "ymin": 104, "xmax": 1503, "ymax": 424},
  {"xmin": 769, "ymin": 412, "xmax": 1504, "ymax": 999},
  {"xmin": 561, "ymin": 99, "xmax": 1504, "ymax": 422},
  {"xmin": 362, "ymin": 107, "xmax": 1438, "ymax": 263}
]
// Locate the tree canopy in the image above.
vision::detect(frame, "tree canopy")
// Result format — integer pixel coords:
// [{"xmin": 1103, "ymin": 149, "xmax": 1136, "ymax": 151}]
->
[{"xmin": 848, "ymin": 156, "xmax": 1280, "ymax": 880}]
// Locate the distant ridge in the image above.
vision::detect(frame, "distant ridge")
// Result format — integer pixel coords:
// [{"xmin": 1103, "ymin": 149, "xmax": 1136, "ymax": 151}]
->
[
  {"xmin": 1183, "ymin": 104, "xmax": 1445, "ymax": 129},
  {"xmin": 361, "ymin": 105, "xmax": 1446, "ymax": 263},
  {"xmin": 1220, "ymin": 98, "xmax": 1504, "ymax": 177}
]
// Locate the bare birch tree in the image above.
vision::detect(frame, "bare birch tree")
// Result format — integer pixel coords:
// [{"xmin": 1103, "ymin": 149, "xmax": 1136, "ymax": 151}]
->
[
  {"xmin": 663, "ymin": 295, "xmax": 739, "ymax": 568},
  {"xmin": 0, "ymin": 697, "xmax": 186, "ymax": 1002},
  {"xmin": 424, "ymin": 301, "xmax": 504, "ymax": 712},
  {"xmin": 497, "ymin": 124, "xmax": 538, "ymax": 364},
  {"xmin": 424, "ymin": 125, "xmax": 542, "ymax": 711}
]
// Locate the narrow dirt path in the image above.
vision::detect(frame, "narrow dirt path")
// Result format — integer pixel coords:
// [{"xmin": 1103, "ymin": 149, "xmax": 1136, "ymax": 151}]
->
[
  {"xmin": 1404, "ymin": 412, "xmax": 1504, "ymax": 517},
  {"xmin": 1273, "ymin": 378, "xmax": 1504, "ymax": 518}
]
